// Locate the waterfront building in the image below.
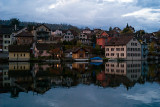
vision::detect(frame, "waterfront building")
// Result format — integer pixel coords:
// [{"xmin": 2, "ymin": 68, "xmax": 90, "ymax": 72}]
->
[
  {"xmin": 8, "ymin": 45, "xmax": 31, "ymax": 61},
  {"xmin": 105, "ymin": 35, "xmax": 142, "ymax": 60}
]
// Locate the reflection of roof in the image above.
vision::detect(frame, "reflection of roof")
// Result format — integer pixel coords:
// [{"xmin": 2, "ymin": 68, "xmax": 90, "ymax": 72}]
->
[
  {"xmin": 36, "ymin": 43, "xmax": 53, "ymax": 50},
  {"xmin": 9, "ymin": 45, "xmax": 31, "ymax": 52}
]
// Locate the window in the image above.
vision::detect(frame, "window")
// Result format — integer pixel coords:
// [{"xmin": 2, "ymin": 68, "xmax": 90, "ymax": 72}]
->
[
  {"xmin": 111, "ymin": 53, "xmax": 114, "ymax": 56},
  {"xmin": 106, "ymin": 53, "xmax": 109, "ymax": 56},
  {"xmin": 21, "ymin": 54, "xmax": 22, "ymax": 56},
  {"xmin": 121, "ymin": 48, "xmax": 124, "ymax": 51},
  {"xmin": 111, "ymin": 69, "xmax": 114, "ymax": 72},
  {"xmin": 106, "ymin": 48, "xmax": 109, "ymax": 51},
  {"xmin": 116, "ymin": 48, "xmax": 120, "ymax": 51},
  {"xmin": 127, "ymin": 48, "xmax": 130, "ymax": 51},
  {"xmin": 135, "ymin": 43, "xmax": 137, "ymax": 46},
  {"xmin": 133, "ymin": 38, "xmax": 136, "ymax": 41},
  {"xmin": 138, "ymin": 48, "xmax": 140, "ymax": 51},
  {"xmin": 111, "ymin": 48, "xmax": 114, "ymax": 51},
  {"xmin": 14, "ymin": 54, "xmax": 15, "ymax": 57},
  {"xmin": 135, "ymin": 48, "xmax": 137, "ymax": 51}
]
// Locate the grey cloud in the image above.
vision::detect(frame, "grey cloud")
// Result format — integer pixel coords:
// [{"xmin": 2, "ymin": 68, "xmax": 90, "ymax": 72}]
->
[{"xmin": 0, "ymin": 0, "xmax": 160, "ymax": 32}]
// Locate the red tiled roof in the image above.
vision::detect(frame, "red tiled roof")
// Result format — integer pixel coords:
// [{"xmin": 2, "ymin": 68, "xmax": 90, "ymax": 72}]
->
[
  {"xmin": 14, "ymin": 31, "xmax": 34, "ymax": 37},
  {"xmin": 106, "ymin": 36, "xmax": 134, "ymax": 46},
  {"xmin": 9, "ymin": 45, "xmax": 31, "ymax": 52}
]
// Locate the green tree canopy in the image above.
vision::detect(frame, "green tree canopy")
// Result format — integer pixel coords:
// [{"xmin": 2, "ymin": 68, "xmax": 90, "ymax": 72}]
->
[
  {"xmin": 120, "ymin": 23, "xmax": 134, "ymax": 34},
  {"xmin": 10, "ymin": 18, "xmax": 20, "ymax": 26}
]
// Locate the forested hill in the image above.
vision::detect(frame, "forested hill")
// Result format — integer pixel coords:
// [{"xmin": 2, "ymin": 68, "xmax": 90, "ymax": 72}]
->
[{"xmin": 0, "ymin": 19, "xmax": 80, "ymax": 31}]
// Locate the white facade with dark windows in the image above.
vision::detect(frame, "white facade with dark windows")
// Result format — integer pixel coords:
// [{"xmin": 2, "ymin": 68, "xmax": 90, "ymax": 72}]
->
[{"xmin": 105, "ymin": 36, "xmax": 141, "ymax": 60}]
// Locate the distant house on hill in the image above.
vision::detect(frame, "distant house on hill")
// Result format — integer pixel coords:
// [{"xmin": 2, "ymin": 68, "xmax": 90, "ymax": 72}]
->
[
  {"xmin": 14, "ymin": 31, "xmax": 34, "ymax": 45},
  {"xmin": 105, "ymin": 36, "xmax": 142, "ymax": 60},
  {"xmin": 82, "ymin": 28, "xmax": 92, "ymax": 34},
  {"xmin": 32, "ymin": 24, "xmax": 51, "ymax": 42},
  {"xmin": 96, "ymin": 31, "xmax": 109, "ymax": 48},
  {"xmin": 78, "ymin": 33, "xmax": 92, "ymax": 45},
  {"xmin": 62, "ymin": 30, "xmax": 78, "ymax": 42}
]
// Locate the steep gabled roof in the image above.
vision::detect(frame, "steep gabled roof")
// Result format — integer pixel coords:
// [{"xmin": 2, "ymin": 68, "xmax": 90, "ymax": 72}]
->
[
  {"xmin": 64, "ymin": 47, "xmax": 89, "ymax": 53},
  {"xmin": 106, "ymin": 36, "xmax": 134, "ymax": 46},
  {"xmin": 72, "ymin": 47, "xmax": 89, "ymax": 53},
  {"xmin": 35, "ymin": 24, "xmax": 51, "ymax": 31},
  {"xmin": 62, "ymin": 29, "xmax": 78, "ymax": 36}
]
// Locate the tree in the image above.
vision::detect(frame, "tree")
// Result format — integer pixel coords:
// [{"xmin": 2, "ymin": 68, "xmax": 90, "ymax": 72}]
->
[
  {"xmin": 155, "ymin": 32, "xmax": 160, "ymax": 37},
  {"xmin": 149, "ymin": 42, "xmax": 156, "ymax": 55},
  {"xmin": 10, "ymin": 18, "xmax": 20, "ymax": 26},
  {"xmin": 91, "ymin": 34, "xmax": 96, "ymax": 44},
  {"xmin": 136, "ymin": 30, "xmax": 145, "ymax": 36},
  {"xmin": 109, "ymin": 27, "xmax": 112, "ymax": 31},
  {"xmin": 120, "ymin": 23, "xmax": 133, "ymax": 34}
]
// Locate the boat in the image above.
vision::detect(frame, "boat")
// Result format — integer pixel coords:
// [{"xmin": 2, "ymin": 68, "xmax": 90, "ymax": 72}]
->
[{"xmin": 90, "ymin": 57, "xmax": 103, "ymax": 62}]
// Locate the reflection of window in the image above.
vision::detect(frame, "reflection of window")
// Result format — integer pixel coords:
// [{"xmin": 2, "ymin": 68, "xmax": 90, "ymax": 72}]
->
[
  {"xmin": 121, "ymin": 70, "xmax": 124, "ymax": 73},
  {"xmin": 106, "ymin": 53, "xmax": 109, "ymax": 56},
  {"xmin": 111, "ymin": 64, "xmax": 114, "ymax": 67},
  {"xmin": 111, "ymin": 53, "xmax": 114, "ymax": 56},
  {"xmin": 106, "ymin": 69, "xmax": 109, "ymax": 72}
]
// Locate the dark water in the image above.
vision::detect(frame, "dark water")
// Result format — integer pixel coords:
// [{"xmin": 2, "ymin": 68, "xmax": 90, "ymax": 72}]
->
[{"xmin": 0, "ymin": 61, "xmax": 160, "ymax": 107}]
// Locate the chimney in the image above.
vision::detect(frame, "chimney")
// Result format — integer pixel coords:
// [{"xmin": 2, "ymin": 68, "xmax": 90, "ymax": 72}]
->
[{"xmin": 15, "ymin": 24, "xmax": 17, "ymax": 31}]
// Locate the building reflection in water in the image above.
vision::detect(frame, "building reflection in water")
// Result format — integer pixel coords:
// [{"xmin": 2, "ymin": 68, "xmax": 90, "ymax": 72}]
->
[{"xmin": 0, "ymin": 61, "xmax": 159, "ymax": 98}]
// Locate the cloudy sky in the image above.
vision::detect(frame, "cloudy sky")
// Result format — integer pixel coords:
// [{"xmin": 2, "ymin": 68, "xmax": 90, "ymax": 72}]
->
[{"xmin": 0, "ymin": 0, "xmax": 160, "ymax": 32}]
